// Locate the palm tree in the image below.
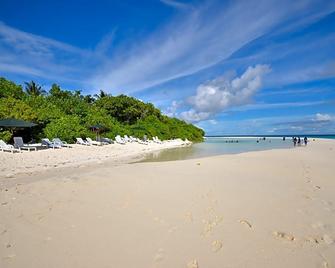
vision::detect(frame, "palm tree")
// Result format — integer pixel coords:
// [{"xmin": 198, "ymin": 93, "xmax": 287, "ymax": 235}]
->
[
  {"xmin": 24, "ymin": 81, "xmax": 46, "ymax": 96},
  {"xmin": 94, "ymin": 90, "xmax": 109, "ymax": 99}
]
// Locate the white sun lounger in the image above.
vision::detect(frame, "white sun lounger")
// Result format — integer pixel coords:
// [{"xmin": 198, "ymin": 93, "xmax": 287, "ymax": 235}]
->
[
  {"xmin": 13, "ymin": 137, "xmax": 37, "ymax": 151},
  {"xmin": 76, "ymin": 138, "xmax": 90, "ymax": 146},
  {"xmin": 53, "ymin": 138, "xmax": 71, "ymax": 148},
  {"xmin": 41, "ymin": 138, "xmax": 62, "ymax": 149},
  {"xmin": 86, "ymin": 137, "xmax": 102, "ymax": 146},
  {"xmin": 153, "ymin": 136, "xmax": 163, "ymax": 144},
  {"xmin": 115, "ymin": 135, "xmax": 126, "ymax": 145},
  {"xmin": 124, "ymin": 135, "xmax": 132, "ymax": 143},
  {"xmin": 0, "ymin": 140, "xmax": 20, "ymax": 153}
]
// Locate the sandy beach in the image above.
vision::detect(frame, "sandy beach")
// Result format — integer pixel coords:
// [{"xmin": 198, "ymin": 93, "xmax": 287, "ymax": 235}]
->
[
  {"xmin": 0, "ymin": 139, "xmax": 334, "ymax": 268},
  {"xmin": 0, "ymin": 139, "xmax": 190, "ymax": 179}
]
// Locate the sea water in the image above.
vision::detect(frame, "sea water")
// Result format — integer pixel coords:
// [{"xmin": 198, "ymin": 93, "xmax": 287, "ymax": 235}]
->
[{"xmin": 140, "ymin": 135, "xmax": 335, "ymax": 162}]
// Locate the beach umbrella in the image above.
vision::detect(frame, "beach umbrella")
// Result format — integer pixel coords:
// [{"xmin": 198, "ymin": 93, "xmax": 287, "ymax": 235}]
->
[
  {"xmin": 89, "ymin": 124, "xmax": 106, "ymax": 140},
  {"xmin": 0, "ymin": 118, "xmax": 37, "ymax": 128},
  {"xmin": 0, "ymin": 118, "xmax": 37, "ymax": 142}
]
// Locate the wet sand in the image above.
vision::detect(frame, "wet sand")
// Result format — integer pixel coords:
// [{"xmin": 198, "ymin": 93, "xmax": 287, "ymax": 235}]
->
[{"xmin": 0, "ymin": 139, "xmax": 334, "ymax": 268}]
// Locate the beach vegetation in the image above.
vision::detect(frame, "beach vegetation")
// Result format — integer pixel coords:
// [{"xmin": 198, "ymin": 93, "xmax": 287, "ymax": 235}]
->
[{"xmin": 0, "ymin": 77, "xmax": 204, "ymax": 143}]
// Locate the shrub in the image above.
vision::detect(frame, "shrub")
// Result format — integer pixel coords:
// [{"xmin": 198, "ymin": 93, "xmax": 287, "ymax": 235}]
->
[
  {"xmin": 0, "ymin": 130, "xmax": 12, "ymax": 143},
  {"xmin": 44, "ymin": 115, "xmax": 89, "ymax": 143}
]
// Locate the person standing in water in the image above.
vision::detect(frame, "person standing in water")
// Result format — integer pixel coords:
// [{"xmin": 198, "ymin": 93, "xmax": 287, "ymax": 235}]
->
[{"xmin": 304, "ymin": 137, "xmax": 308, "ymax": 146}]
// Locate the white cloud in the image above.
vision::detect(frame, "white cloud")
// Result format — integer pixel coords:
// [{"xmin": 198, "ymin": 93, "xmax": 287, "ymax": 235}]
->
[
  {"xmin": 164, "ymin": 100, "xmax": 182, "ymax": 117},
  {"xmin": 314, "ymin": 113, "xmax": 333, "ymax": 122},
  {"xmin": 180, "ymin": 110, "xmax": 210, "ymax": 122},
  {"xmin": 180, "ymin": 64, "xmax": 270, "ymax": 122}
]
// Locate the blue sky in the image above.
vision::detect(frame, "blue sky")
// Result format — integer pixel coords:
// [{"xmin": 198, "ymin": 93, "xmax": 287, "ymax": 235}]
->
[{"xmin": 0, "ymin": 0, "xmax": 335, "ymax": 135}]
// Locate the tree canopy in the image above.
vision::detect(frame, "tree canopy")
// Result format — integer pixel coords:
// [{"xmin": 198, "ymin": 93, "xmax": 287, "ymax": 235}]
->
[{"xmin": 0, "ymin": 77, "xmax": 204, "ymax": 143}]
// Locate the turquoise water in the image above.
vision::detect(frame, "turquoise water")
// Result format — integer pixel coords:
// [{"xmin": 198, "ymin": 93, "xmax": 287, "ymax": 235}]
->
[{"xmin": 140, "ymin": 137, "xmax": 295, "ymax": 162}]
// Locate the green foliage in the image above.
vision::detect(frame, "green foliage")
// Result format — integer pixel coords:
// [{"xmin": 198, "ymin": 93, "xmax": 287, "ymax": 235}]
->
[
  {"xmin": 0, "ymin": 130, "xmax": 12, "ymax": 143},
  {"xmin": 0, "ymin": 97, "xmax": 38, "ymax": 121},
  {"xmin": 0, "ymin": 77, "xmax": 204, "ymax": 143},
  {"xmin": 0, "ymin": 77, "xmax": 24, "ymax": 99},
  {"xmin": 44, "ymin": 115, "xmax": 88, "ymax": 143},
  {"xmin": 95, "ymin": 95, "xmax": 161, "ymax": 124}
]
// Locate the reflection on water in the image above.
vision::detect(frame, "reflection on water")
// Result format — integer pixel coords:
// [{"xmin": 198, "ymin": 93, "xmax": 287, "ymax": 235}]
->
[{"xmin": 140, "ymin": 137, "xmax": 293, "ymax": 162}]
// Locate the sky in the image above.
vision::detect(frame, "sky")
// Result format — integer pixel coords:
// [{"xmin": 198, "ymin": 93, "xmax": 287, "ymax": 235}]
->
[{"xmin": 0, "ymin": 0, "xmax": 335, "ymax": 135}]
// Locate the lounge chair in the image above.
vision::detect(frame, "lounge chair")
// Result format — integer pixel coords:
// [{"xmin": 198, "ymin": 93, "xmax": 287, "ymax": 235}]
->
[
  {"xmin": 86, "ymin": 137, "xmax": 102, "ymax": 146},
  {"xmin": 53, "ymin": 138, "xmax": 72, "ymax": 148},
  {"xmin": 41, "ymin": 138, "xmax": 62, "ymax": 149},
  {"xmin": 124, "ymin": 135, "xmax": 132, "ymax": 143},
  {"xmin": 13, "ymin": 137, "xmax": 37, "ymax": 151},
  {"xmin": 0, "ymin": 140, "xmax": 20, "ymax": 153},
  {"xmin": 129, "ymin": 136, "xmax": 138, "ymax": 143},
  {"xmin": 153, "ymin": 136, "xmax": 163, "ymax": 144},
  {"xmin": 99, "ymin": 137, "xmax": 114, "ymax": 144},
  {"xmin": 115, "ymin": 135, "xmax": 126, "ymax": 145},
  {"xmin": 76, "ymin": 138, "xmax": 90, "ymax": 146}
]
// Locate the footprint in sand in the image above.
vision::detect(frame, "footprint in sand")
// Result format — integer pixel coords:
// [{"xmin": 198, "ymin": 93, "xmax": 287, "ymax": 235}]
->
[
  {"xmin": 154, "ymin": 248, "xmax": 164, "ymax": 263},
  {"xmin": 273, "ymin": 231, "xmax": 295, "ymax": 241},
  {"xmin": 187, "ymin": 259, "xmax": 199, "ymax": 268},
  {"xmin": 323, "ymin": 234, "xmax": 334, "ymax": 245},
  {"xmin": 239, "ymin": 219, "xmax": 252, "ymax": 229},
  {"xmin": 185, "ymin": 212, "xmax": 193, "ymax": 222},
  {"xmin": 3, "ymin": 254, "xmax": 16, "ymax": 260},
  {"xmin": 211, "ymin": 240, "xmax": 223, "ymax": 252}
]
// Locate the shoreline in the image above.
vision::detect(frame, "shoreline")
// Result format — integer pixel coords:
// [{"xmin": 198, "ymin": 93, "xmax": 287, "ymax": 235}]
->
[
  {"xmin": 0, "ymin": 139, "xmax": 191, "ymax": 182},
  {"xmin": 1, "ymin": 138, "xmax": 331, "ymax": 188}
]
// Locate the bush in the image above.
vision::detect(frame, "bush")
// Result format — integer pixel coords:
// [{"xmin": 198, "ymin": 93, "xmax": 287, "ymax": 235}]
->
[
  {"xmin": 44, "ymin": 115, "xmax": 89, "ymax": 143},
  {"xmin": 0, "ymin": 130, "xmax": 12, "ymax": 143}
]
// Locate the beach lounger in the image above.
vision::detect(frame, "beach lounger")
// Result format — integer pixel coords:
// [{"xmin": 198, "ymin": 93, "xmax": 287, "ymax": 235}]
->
[
  {"xmin": 153, "ymin": 136, "xmax": 163, "ymax": 144},
  {"xmin": 53, "ymin": 138, "xmax": 72, "ymax": 148},
  {"xmin": 99, "ymin": 137, "xmax": 114, "ymax": 144},
  {"xmin": 129, "ymin": 136, "xmax": 139, "ymax": 143},
  {"xmin": 41, "ymin": 138, "xmax": 62, "ymax": 149},
  {"xmin": 13, "ymin": 137, "xmax": 37, "ymax": 151},
  {"xmin": 76, "ymin": 138, "xmax": 90, "ymax": 146},
  {"xmin": 115, "ymin": 135, "xmax": 126, "ymax": 145},
  {"xmin": 86, "ymin": 137, "xmax": 102, "ymax": 146},
  {"xmin": 0, "ymin": 140, "xmax": 20, "ymax": 153},
  {"xmin": 124, "ymin": 135, "xmax": 132, "ymax": 143}
]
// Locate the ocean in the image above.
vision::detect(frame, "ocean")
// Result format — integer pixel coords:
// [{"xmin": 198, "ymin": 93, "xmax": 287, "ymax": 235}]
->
[{"xmin": 140, "ymin": 135, "xmax": 335, "ymax": 162}]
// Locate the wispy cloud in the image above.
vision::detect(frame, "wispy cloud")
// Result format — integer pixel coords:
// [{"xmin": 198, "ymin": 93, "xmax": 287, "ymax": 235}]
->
[
  {"xmin": 90, "ymin": 0, "xmax": 335, "ymax": 93},
  {"xmin": 160, "ymin": 0, "xmax": 191, "ymax": 10},
  {"xmin": 0, "ymin": 21, "xmax": 95, "ymax": 86}
]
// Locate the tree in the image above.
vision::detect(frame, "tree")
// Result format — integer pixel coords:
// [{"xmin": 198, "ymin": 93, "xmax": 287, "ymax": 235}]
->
[
  {"xmin": 0, "ymin": 77, "xmax": 204, "ymax": 143},
  {"xmin": 94, "ymin": 90, "xmax": 109, "ymax": 99},
  {"xmin": 24, "ymin": 81, "xmax": 46, "ymax": 96},
  {"xmin": 0, "ymin": 77, "xmax": 24, "ymax": 99}
]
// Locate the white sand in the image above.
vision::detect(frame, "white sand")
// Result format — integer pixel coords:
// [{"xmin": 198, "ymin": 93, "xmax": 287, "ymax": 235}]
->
[
  {"xmin": 0, "ymin": 139, "xmax": 190, "ymax": 178},
  {"xmin": 0, "ymin": 139, "xmax": 334, "ymax": 268}
]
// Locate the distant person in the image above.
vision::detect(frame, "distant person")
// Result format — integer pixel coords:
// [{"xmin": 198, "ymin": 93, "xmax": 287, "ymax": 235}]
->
[
  {"xmin": 293, "ymin": 137, "xmax": 297, "ymax": 146},
  {"xmin": 283, "ymin": 136, "xmax": 286, "ymax": 141},
  {"xmin": 304, "ymin": 137, "xmax": 308, "ymax": 146},
  {"xmin": 298, "ymin": 137, "xmax": 301, "ymax": 146}
]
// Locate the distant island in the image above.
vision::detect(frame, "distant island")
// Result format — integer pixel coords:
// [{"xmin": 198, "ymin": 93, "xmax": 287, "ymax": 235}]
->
[{"xmin": 0, "ymin": 77, "xmax": 204, "ymax": 143}]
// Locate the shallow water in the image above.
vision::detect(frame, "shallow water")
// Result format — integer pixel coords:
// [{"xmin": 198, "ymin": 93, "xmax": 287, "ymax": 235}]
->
[{"xmin": 140, "ymin": 137, "xmax": 295, "ymax": 162}]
